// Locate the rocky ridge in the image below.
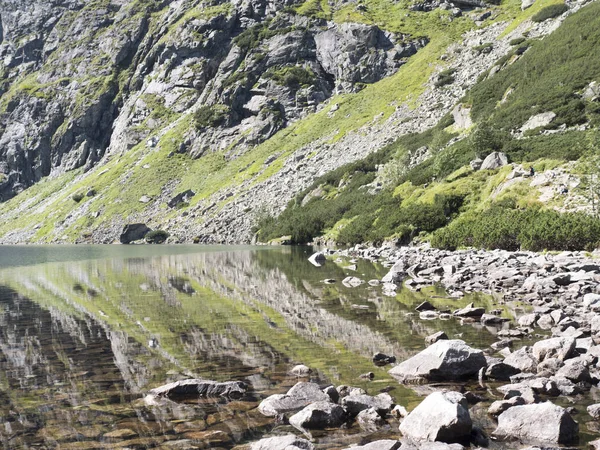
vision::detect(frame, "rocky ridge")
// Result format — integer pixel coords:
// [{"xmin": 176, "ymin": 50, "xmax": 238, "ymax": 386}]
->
[{"xmin": 0, "ymin": 0, "xmax": 589, "ymax": 243}]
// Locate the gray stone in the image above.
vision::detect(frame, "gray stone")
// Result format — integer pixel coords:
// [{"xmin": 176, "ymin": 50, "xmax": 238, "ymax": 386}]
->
[
  {"xmin": 493, "ymin": 401, "xmax": 578, "ymax": 444},
  {"xmin": 341, "ymin": 392, "xmax": 394, "ymax": 416},
  {"xmin": 356, "ymin": 407, "xmax": 385, "ymax": 431},
  {"xmin": 289, "ymin": 401, "xmax": 347, "ymax": 430},
  {"xmin": 308, "ymin": 252, "xmax": 326, "ymax": 266},
  {"xmin": 521, "ymin": 112, "xmax": 556, "ymax": 132},
  {"xmin": 503, "ymin": 347, "xmax": 537, "ymax": 373},
  {"xmin": 480, "ymin": 152, "xmax": 508, "ymax": 170},
  {"xmin": 532, "ymin": 337, "xmax": 576, "ymax": 362},
  {"xmin": 425, "ymin": 331, "xmax": 448, "ymax": 345},
  {"xmin": 389, "ymin": 340, "xmax": 486, "ymax": 382},
  {"xmin": 588, "ymin": 403, "xmax": 600, "ymax": 419},
  {"xmin": 399, "ymin": 391, "xmax": 472, "ymax": 443},
  {"xmin": 258, "ymin": 382, "xmax": 331, "ymax": 416},
  {"xmin": 488, "ymin": 396, "xmax": 525, "ymax": 416}
]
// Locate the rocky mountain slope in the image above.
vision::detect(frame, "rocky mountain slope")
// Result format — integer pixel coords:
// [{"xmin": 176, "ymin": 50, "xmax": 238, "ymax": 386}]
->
[{"xmin": 0, "ymin": 0, "xmax": 595, "ymax": 243}]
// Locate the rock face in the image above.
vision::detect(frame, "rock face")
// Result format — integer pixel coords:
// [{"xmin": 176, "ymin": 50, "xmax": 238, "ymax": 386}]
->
[
  {"xmin": 493, "ymin": 401, "xmax": 579, "ymax": 444},
  {"xmin": 0, "ymin": 0, "xmax": 426, "ymax": 204},
  {"xmin": 389, "ymin": 340, "xmax": 487, "ymax": 382},
  {"xmin": 399, "ymin": 391, "xmax": 472, "ymax": 443},
  {"xmin": 119, "ymin": 223, "xmax": 151, "ymax": 244}
]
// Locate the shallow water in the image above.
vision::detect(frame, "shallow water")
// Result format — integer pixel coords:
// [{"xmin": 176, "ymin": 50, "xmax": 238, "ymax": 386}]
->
[{"xmin": 0, "ymin": 245, "xmax": 593, "ymax": 449}]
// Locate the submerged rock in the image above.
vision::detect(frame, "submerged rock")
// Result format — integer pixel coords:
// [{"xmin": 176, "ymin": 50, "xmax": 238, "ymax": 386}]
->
[
  {"xmin": 149, "ymin": 379, "xmax": 247, "ymax": 399},
  {"xmin": 250, "ymin": 434, "xmax": 314, "ymax": 450},
  {"xmin": 389, "ymin": 340, "xmax": 486, "ymax": 382}
]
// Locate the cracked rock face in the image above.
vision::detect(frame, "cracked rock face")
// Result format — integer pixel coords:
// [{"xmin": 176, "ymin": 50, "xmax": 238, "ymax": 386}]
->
[{"xmin": 0, "ymin": 0, "xmax": 424, "ymax": 201}]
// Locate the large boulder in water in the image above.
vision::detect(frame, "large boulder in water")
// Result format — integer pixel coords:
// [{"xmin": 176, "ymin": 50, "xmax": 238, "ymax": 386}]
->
[
  {"xmin": 258, "ymin": 382, "xmax": 330, "ymax": 416},
  {"xmin": 493, "ymin": 401, "xmax": 578, "ymax": 445},
  {"xmin": 399, "ymin": 391, "xmax": 472, "ymax": 443},
  {"xmin": 389, "ymin": 340, "xmax": 486, "ymax": 382}
]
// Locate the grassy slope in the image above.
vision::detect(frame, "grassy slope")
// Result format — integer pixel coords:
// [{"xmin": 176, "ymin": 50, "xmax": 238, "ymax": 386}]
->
[
  {"xmin": 0, "ymin": 0, "xmax": 571, "ymax": 242},
  {"xmin": 257, "ymin": 0, "xmax": 600, "ymax": 248}
]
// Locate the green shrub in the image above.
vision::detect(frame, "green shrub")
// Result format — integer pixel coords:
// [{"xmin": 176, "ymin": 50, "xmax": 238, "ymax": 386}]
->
[
  {"xmin": 473, "ymin": 43, "xmax": 493, "ymax": 54},
  {"xmin": 72, "ymin": 193, "xmax": 84, "ymax": 203},
  {"xmin": 435, "ymin": 69, "xmax": 456, "ymax": 87},
  {"xmin": 145, "ymin": 229, "xmax": 169, "ymax": 244},
  {"xmin": 194, "ymin": 104, "xmax": 230, "ymax": 129},
  {"xmin": 469, "ymin": 2, "xmax": 600, "ymax": 131},
  {"xmin": 532, "ymin": 3, "xmax": 568, "ymax": 22},
  {"xmin": 431, "ymin": 207, "xmax": 600, "ymax": 251},
  {"xmin": 509, "ymin": 37, "xmax": 526, "ymax": 46},
  {"xmin": 266, "ymin": 66, "xmax": 315, "ymax": 88}
]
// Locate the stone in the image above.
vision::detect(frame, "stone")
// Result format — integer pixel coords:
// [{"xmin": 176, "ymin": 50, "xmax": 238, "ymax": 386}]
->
[
  {"xmin": 415, "ymin": 301, "xmax": 436, "ymax": 312},
  {"xmin": 532, "ymin": 337, "xmax": 576, "ymax": 362},
  {"xmin": 488, "ymin": 396, "xmax": 525, "ymax": 416},
  {"xmin": 337, "ymin": 385, "xmax": 366, "ymax": 398},
  {"xmin": 518, "ymin": 313, "xmax": 539, "ymax": 327},
  {"xmin": 453, "ymin": 305, "xmax": 485, "ymax": 318},
  {"xmin": 485, "ymin": 362, "xmax": 521, "ymax": 381},
  {"xmin": 503, "ymin": 347, "xmax": 537, "ymax": 373},
  {"xmin": 521, "ymin": 112, "xmax": 556, "ymax": 132},
  {"xmin": 425, "ymin": 331, "xmax": 448, "ymax": 345},
  {"xmin": 521, "ymin": 0, "xmax": 535, "ymax": 9},
  {"xmin": 308, "ymin": 252, "xmax": 326, "ymax": 267},
  {"xmin": 399, "ymin": 391, "xmax": 472, "ymax": 443},
  {"xmin": 341, "ymin": 392, "xmax": 394, "ymax": 416},
  {"xmin": 149, "ymin": 379, "xmax": 246, "ymax": 399},
  {"xmin": 356, "ymin": 407, "xmax": 385, "ymax": 431},
  {"xmin": 289, "ymin": 364, "xmax": 312, "ymax": 376},
  {"xmin": 480, "ymin": 152, "xmax": 508, "ymax": 170},
  {"xmin": 389, "ymin": 340, "xmax": 486, "ymax": 382},
  {"xmin": 258, "ymin": 382, "xmax": 331, "ymax": 416},
  {"xmin": 289, "ymin": 401, "xmax": 347, "ymax": 430},
  {"xmin": 470, "ymin": 158, "xmax": 483, "ymax": 170},
  {"xmin": 555, "ymin": 358, "xmax": 591, "ymax": 383},
  {"xmin": 382, "ymin": 260, "xmax": 406, "ymax": 283},
  {"xmin": 250, "ymin": 435, "xmax": 314, "ymax": 450},
  {"xmin": 481, "ymin": 314, "xmax": 508, "ymax": 325},
  {"xmin": 588, "ymin": 403, "xmax": 600, "ymax": 419},
  {"xmin": 493, "ymin": 401, "xmax": 578, "ymax": 444},
  {"xmin": 342, "ymin": 276, "xmax": 363, "ymax": 287},
  {"xmin": 119, "ymin": 223, "xmax": 151, "ymax": 244}
]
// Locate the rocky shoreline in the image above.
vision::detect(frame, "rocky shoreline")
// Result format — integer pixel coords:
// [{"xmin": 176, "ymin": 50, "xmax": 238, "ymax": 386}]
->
[{"xmin": 235, "ymin": 245, "xmax": 600, "ymax": 449}]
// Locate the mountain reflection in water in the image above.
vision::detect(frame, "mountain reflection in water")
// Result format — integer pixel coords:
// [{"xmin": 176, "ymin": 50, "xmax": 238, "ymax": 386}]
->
[{"xmin": 0, "ymin": 246, "xmax": 500, "ymax": 449}]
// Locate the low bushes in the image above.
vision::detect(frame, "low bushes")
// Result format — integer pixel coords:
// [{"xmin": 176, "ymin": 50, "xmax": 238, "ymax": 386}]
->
[
  {"xmin": 532, "ymin": 3, "xmax": 568, "ymax": 22},
  {"xmin": 431, "ymin": 206, "xmax": 600, "ymax": 251},
  {"xmin": 145, "ymin": 229, "xmax": 169, "ymax": 244}
]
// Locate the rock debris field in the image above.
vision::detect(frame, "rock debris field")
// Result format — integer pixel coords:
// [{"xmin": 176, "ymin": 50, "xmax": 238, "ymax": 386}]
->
[{"xmin": 149, "ymin": 245, "xmax": 600, "ymax": 449}]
